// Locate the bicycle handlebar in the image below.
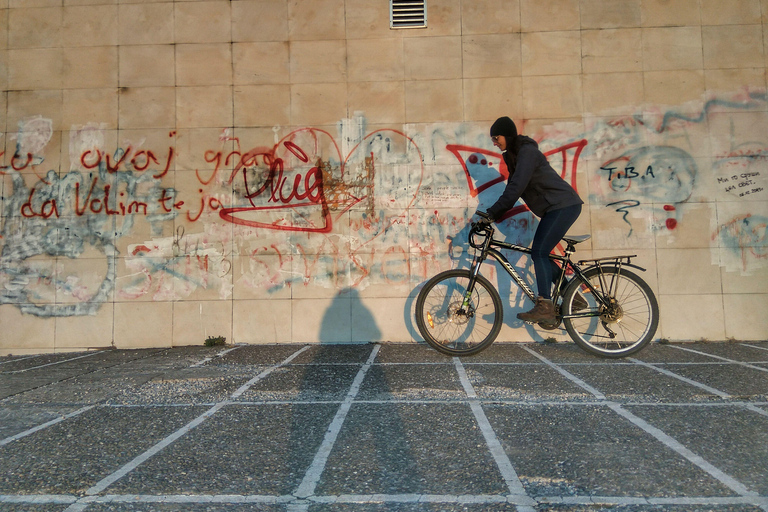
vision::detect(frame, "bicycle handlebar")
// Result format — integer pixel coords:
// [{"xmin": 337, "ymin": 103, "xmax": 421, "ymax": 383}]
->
[
  {"xmin": 476, "ymin": 210, "xmax": 493, "ymax": 221},
  {"xmin": 468, "ymin": 221, "xmax": 493, "ymax": 249}
]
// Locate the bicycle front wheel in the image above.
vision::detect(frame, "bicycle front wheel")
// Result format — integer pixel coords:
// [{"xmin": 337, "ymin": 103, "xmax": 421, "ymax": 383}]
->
[
  {"xmin": 562, "ymin": 266, "xmax": 659, "ymax": 358},
  {"xmin": 415, "ymin": 269, "xmax": 503, "ymax": 356}
]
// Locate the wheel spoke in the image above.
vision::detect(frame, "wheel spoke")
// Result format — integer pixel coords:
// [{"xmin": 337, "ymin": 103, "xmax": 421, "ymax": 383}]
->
[
  {"xmin": 563, "ymin": 267, "xmax": 658, "ymax": 358},
  {"xmin": 416, "ymin": 270, "xmax": 503, "ymax": 356}
]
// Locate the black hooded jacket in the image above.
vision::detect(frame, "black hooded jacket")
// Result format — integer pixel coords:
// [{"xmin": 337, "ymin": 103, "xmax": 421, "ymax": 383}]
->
[{"xmin": 486, "ymin": 136, "xmax": 582, "ymax": 220}]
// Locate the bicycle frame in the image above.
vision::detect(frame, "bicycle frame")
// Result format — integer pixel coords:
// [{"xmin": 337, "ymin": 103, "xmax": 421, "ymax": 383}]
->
[
  {"xmin": 416, "ymin": 222, "xmax": 659, "ymax": 357},
  {"xmin": 464, "ymin": 224, "xmax": 643, "ymax": 321}
]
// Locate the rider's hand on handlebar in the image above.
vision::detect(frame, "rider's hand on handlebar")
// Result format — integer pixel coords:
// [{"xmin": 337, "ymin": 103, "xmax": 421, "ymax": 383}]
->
[{"xmin": 472, "ymin": 210, "xmax": 494, "ymax": 229}]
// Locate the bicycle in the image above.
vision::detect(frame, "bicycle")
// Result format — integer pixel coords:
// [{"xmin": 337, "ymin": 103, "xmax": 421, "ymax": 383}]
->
[{"xmin": 415, "ymin": 216, "xmax": 660, "ymax": 358}]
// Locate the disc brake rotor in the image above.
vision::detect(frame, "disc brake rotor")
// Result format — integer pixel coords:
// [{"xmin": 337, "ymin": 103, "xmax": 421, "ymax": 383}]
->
[{"xmin": 447, "ymin": 302, "xmax": 471, "ymax": 326}]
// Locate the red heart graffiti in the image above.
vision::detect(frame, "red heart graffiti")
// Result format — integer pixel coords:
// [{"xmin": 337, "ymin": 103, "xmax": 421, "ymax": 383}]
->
[{"xmin": 219, "ymin": 128, "xmax": 424, "ymax": 237}]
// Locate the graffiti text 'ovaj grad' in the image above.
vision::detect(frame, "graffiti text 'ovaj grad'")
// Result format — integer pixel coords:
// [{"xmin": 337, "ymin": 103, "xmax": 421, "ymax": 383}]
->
[{"xmin": 1, "ymin": 131, "xmax": 332, "ymax": 226}]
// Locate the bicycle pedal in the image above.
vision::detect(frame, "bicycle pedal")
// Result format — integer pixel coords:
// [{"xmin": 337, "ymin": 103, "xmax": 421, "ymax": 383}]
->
[{"xmin": 537, "ymin": 319, "xmax": 561, "ymax": 330}]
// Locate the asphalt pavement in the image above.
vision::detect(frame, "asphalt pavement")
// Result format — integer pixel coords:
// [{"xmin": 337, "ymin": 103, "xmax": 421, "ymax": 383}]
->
[{"xmin": 1, "ymin": 340, "xmax": 768, "ymax": 512}]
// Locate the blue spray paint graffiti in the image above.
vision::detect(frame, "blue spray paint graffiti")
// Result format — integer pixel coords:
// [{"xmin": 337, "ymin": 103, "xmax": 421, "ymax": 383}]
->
[
  {"xmin": 714, "ymin": 214, "xmax": 768, "ymax": 270},
  {"xmin": 594, "ymin": 146, "xmax": 697, "ymax": 234},
  {"xmin": 1, "ymin": 90, "xmax": 767, "ymax": 320},
  {"xmin": 0, "ymin": 158, "xmax": 176, "ymax": 316}
]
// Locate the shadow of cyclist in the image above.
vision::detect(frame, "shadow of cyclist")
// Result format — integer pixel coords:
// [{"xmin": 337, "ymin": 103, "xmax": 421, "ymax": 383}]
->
[{"xmin": 319, "ymin": 287, "xmax": 381, "ymax": 344}]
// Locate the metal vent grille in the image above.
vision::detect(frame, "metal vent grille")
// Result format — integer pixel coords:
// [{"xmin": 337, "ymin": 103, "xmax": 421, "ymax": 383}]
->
[{"xmin": 390, "ymin": 0, "xmax": 427, "ymax": 29}]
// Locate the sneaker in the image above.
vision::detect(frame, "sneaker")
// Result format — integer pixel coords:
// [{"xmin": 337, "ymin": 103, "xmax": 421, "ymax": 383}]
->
[{"xmin": 517, "ymin": 297, "xmax": 556, "ymax": 323}]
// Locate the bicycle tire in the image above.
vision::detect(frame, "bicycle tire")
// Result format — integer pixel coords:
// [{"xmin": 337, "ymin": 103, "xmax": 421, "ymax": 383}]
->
[
  {"xmin": 562, "ymin": 266, "xmax": 659, "ymax": 358},
  {"xmin": 415, "ymin": 269, "xmax": 503, "ymax": 356}
]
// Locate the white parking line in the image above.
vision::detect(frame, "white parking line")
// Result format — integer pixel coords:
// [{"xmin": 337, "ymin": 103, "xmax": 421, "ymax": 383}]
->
[
  {"xmin": 77, "ymin": 345, "xmax": 311, "ymax": 500},
  {"xmin": 521, "ymin": 346, "xmax": 605, "ymax": 399},
  {"xmin": 0, "ymin": 405, "xmax": 96, "ymax": 447},
  {"xmin": 453, "ymin": 357, "xmax": 536, "ymax": 512},
  {"xmin": 190, "ymin": 344, "xmax": 245, "ymax": 367},
  {"xmin": 293, "ymin": 344, "xmax": 380, "ymax": 499},
  {"xmin": 5, "ymin": 492, "xmax": 768, "ymax": 509},
  {"xmin": 669, "ymin": 345, "xmax": 768, "ymax": 373},
  {"xmin": 630, "ymin": 357, "xmax": 768, "ymax": 421},
  {"xmin": 0, "ymin": 494, "xmax": 79, "ymax": 504},
  {"xmin": 3, "ymin": 342, "xmax": 765, "ymax": 512},
  {"xmin": 0, "ymin": 354, "xmax": 38, "ymax": 366},
  {"xmin": 741, "ymin": 343, "xmax": 768, "ymax": 353},
  {"xmin": 523, "ymin": 347, "xmax": 760, "ymax": 499},
  {"xmin": 2, "ymin": 351, "xmax": 105, "ymax": 374},
  {"xmin": 606, "ymin": 403, "xmax": 758, "ymax": 497},
  {"xmin": 1, "ymin": 347, "xmax": 252, "ymax": 449},
  {"xmin": 628, "ymin": 357, "xmax": 731, "ymax": 398}
]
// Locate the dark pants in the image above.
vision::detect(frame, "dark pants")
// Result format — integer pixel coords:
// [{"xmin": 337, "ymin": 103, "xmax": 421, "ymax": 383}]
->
[{"xmin": 531, "ymin": 204, "xmax": 582, "ymax": 299}]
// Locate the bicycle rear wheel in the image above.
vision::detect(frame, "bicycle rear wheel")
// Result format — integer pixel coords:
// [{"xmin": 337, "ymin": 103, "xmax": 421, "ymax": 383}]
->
[
  {"xmin": 415, "ymin": 269, "xmax": 503, "ymax": 356},
  {"xmin": 562, "ymin": 266, "xmax": 659, "ymax": 358}
]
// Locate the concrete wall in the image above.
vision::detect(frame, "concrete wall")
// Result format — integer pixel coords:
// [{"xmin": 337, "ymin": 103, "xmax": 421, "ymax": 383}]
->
[{"xmin": 0, "ymin": 0, "xmax": 766, "ymax": 353}]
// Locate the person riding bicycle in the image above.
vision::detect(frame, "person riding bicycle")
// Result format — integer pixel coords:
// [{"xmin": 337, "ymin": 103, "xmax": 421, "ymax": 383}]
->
[{"xmin": 476, "ymin": 116, "xmax": 583, "ymax": 324}]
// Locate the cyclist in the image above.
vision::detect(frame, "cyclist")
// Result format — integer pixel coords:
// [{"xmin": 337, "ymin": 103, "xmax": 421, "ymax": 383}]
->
[{"xmin": 476, "ymin": 116, "xmax": 583, "ymax": 323}]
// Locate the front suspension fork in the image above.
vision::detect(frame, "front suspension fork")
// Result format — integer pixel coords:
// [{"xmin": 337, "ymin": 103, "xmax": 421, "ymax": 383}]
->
[{"xmin": 461, "ymin": 255, "xmax": 485, "ymax": 310}]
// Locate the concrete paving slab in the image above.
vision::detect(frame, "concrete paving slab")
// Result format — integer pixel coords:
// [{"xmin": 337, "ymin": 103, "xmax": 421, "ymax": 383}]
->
[
  {"xmin": 73, "ymin": 503, "xmax": 526, "ymax": 512},
  {"xmin": 315, "ymin": 402, "xmax": 509, "ymax": 496},
  {"xmin": 0, "ymin": 405, "xmax": 207, "ymax": 495},
  {"xmin": 48, "ymin": 355, "xmax": 146, "ymax": 372},
  {"xmin": 308, "ymin": 505, "xmax": 520, "ymax": 512},
  {"xmin": 3, "ymin": 370, "xmax": 159, "ymax": 405},
  {"xmin": 0, "ymin": 404, "xmax": 83, "ymax": 439},
  {"xmin": 89, "ymin": 505, "xmax": 285, "ymax": 512},
  {"xmin": 107, "ymin": 370, "xmax": 259, "ymax": 406},
  {"xmin": 461, "ymin": 364, "xmax": 593, "ymax": 402},
  {"xmin": 483, "ymin": 403, "xmax": 737, "ymax": 498},
  {"xmin": 670, "ymin": 343, "xmax": 768, "ymax": 363},
  {"xmin": 236, "ymin": 364, "xmax": 362, "ymax": 402},
  {"xmin": 100, "ymin": 347, "xmax": 236, "ymax": 373},
  {"xmin": 34, "ymin": 349, "xmax": 166, "ymax": 372},
  {"xmin": 626, "ymin": 405, "xmax": 768, "ymax": 495},
  {"xmin": 0, "ymin": 354, "xmax": 31, "ymax": 364},
  {"xmin": 531, "ymin": 506, "xmax": 763, "ymax": 512},
  {"xmin": 0, "ymin": 505, "xmax": 72, "ymax": 512},
  {"xmin": 107, "ymin": 403, "xmax": 339, "ymax": 496},
  {"xmin": 661, "ymin": 364, "xmax": 768, "ymax": 399},
  {"xmin": 0, "ymin": 352, "xmax": 98, "ymax": 372},
  {"xmin": 459, "ymin": 343, "xmax": 544, "ymax": 364},
  {"xmin": 562, "ymin": 364, "xmax": 726, "ymax": 403},
  {"xmin": 524, "ymin": 342, "xmax": 650, "ymax": 364},
  {"xmin": 375, "ymin": 343, "xmax": 457, "ymax": 364},
  {"xmin": 215, "ymin": 345, "xmax": 352, "ymax": 366},
  {"xmin": 290, "ymin": 344, "xmax": 377, "ymax": 365},
  {"xmin": 1, "ymin": 341, "xmax": 767, "ymax": 512},
  {"xmin": 0, "ymin": 349, "xmax": 204, "ymax": 402},
  {"xmin": 632, "ymin": 344, "xmax": 729, "ymax": 364},
  {"xmin": 0, "ymin": 371, "xmax": 88, "ymax": 401},
  {"xmin": 739, "ymin": 343, "xmax": 768, "ymax": 357},
  {"xmin": 357, "ymin": 364, "xmax": 464, "ymax": 401}
]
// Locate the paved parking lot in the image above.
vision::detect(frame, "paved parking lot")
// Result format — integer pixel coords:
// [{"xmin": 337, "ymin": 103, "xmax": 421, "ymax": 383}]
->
[{"xmin": 1, "ymin": 340, "xmax": 767, "ymax": 511}]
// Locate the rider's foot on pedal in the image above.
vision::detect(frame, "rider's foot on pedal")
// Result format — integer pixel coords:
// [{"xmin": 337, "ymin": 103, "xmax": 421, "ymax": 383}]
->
[{"xmin": 517, "ymin": 297, "xmax": 556, "ymax": 323}]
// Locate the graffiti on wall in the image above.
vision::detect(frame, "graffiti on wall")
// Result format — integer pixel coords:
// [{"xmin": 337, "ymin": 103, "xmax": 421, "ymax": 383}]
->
[
  {"xmin": 714, "ymin": 214, "xmax": 768, "ymax": 271},
  {"xmin": 1, "ymin": 90, "xmax": 766, "ymax": 317}
]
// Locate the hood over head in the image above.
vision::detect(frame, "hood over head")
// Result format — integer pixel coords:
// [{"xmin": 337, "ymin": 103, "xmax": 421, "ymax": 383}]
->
[{"xmin": 490, "ymin": 116, "xmax": 518, "ymax": 139}]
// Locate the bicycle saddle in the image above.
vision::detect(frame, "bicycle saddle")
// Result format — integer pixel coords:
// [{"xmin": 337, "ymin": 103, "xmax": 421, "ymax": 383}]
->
[{"xmin": 562, "ymin": 234, "xmax": 591, "ymax": 244}]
